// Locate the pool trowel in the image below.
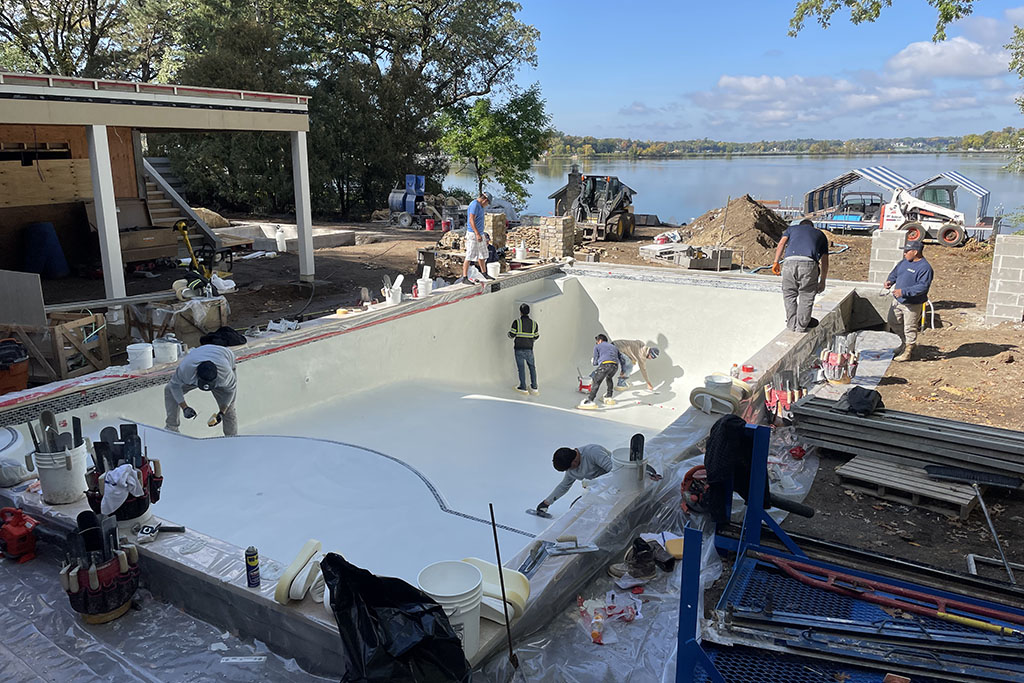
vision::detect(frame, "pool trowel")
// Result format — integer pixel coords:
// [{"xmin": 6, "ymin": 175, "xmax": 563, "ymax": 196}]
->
[
  {"xmin": 525, "ymin": 508, "xmax": 553, "ymax": 519},
  {"xmin": 548, "ymin": 535, "xmax": 599, "ymax": 556}
]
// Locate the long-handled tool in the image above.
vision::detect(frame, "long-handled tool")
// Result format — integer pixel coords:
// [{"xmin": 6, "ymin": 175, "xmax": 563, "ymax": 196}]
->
[
  {"xmin": 926, "ymin": 465, "xmax": 1019, "ymax": 584},
  {"xmin": 488, "ymin": 503, "xmax": 518, "ymax": 670}
]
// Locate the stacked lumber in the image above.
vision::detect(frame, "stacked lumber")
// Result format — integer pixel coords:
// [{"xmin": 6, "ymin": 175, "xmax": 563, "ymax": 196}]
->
[{"xmin": 791, "ymin": 395, "xmax": 1024, "ymax": 477}]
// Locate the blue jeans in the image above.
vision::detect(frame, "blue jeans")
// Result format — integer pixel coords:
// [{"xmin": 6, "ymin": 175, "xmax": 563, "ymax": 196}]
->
[
  {"xmin": 514, "ymin": 348, "xmax": 537, "ymax": 390},
  {"xmin": 617, "ymin": 358, "xmax": 634, "ymax": 387}
]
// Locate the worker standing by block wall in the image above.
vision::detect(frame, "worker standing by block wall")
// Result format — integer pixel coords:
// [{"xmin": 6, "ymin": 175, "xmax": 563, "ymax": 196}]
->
[
  {"xmin": 457, "ymin": 192, "xmax": 494, "ymax": 284},
  {"xmin": 885, "ymin": 240, "xmax": 933, "ymax": 362},
  {"xmin": 773, "ymin": 219, "xmax": 829, "ymax": 333}
]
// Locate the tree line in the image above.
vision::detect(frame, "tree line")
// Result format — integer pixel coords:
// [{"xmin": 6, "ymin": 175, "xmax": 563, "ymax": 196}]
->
[{"xmin": 547, "ymin": 128, "xmax": 1023, "ymax": 158}]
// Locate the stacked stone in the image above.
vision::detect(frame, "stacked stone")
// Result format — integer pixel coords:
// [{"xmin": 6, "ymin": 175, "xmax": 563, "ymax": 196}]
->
[
  {"xmin": 539, "ymin": 215, "xmax": 575, "ymax": 260},
  {"xmin": 484, "ymin": 213, "xmax": 507, "ymax": 249},
  {"xmin": 986, "ymin": 235, "xmax": 1024, "ymax": 325},
  {"xmin": 868, "ymin": 230, "xmax": 907, "ymax": 285}
]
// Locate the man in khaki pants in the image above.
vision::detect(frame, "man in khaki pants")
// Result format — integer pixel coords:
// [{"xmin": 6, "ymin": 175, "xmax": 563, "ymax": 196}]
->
[{"xmin": 884, "ymin": 240, "xmax": 934, "ymax": 361}]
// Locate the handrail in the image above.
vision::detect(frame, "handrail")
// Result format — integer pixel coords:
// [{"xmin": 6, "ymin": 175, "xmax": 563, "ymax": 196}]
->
[{"xmin": 142, "ymin": 158, "xmax": 222, "ymax": 250}]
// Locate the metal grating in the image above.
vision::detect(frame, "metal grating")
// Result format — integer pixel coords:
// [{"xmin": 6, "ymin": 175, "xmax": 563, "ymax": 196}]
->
[
  {"xmin": 727, "ymin": 559, "xmax": 995, "ymax": 635},
  {"xmin": 691, "ymin": 644, "xmax": 948, "ymax": 683}
]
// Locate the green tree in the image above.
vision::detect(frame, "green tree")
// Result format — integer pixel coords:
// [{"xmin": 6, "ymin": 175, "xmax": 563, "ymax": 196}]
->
[
  {"xmin": 789, "ymin": 1, "xmax": 976, "ymax": 41},
  {"xmin": 439, "ymin": 85, "xmax": 551, "ymax": 205}
]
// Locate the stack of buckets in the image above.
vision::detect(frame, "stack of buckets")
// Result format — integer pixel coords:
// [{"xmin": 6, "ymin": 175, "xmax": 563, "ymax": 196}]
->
[
  {"xmin": 28, "ymin": 443, "xmax": 88, "ymax": 505},
  {"xmin": 417, "ymin": 560, "xmax": 483, "ymax": 658}
]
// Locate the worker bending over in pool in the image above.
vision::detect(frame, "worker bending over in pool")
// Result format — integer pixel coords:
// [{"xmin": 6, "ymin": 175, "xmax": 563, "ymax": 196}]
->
[
  {"xmin": 536, "ymin": 445, "xmax": 613, "ymax": 515},
  {"xmin": 164, "ymin": 343, "xmax": 238, "ymax": 436},
  {"xmin": 613, "ymin": 339, "xmax": 660, "ymax": 391}
]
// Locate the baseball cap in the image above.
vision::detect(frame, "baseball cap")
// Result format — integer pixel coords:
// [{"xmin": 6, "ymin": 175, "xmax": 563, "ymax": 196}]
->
[
  {"xmin": 196, "ymin": 361, "xmax": 218, "ymax": 391},
  {"xmin": 646, "ymin": 347, "xmax": 660, "ymax": 360},
  {"xmin": 904, "ymin": 240, "xmax": 924, "ymax": 252}
]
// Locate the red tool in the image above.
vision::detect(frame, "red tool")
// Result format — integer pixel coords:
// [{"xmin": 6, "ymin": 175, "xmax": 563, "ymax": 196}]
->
[{"xmin": 0, "ymin": 507, "xmax": 38, "ymax": 563}]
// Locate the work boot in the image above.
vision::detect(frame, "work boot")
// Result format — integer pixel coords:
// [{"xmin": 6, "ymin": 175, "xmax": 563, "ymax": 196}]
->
[
  {"xmin": 481, "ymin": 272, "xmax": 495, "ymax": 281},
  {"xmin": 607, "ymin": 539, "xmax": 657, "ymax": 580},
  {"xmin": 578, "ymin": 399, "xmax": 598, "ymax": 410},
  {"xmin": 454, "ymin": 277, "xmax": 469, "ymax": 285},
  {"xmin": 646, "ymin": 539, "xmax": 676, "ymax": 572},
  {"xmin": 895, "ymin": 344, "xmax": 916, "ymax": 362},
  {"xmin": 603, "ymin": 397, "xmax": 616, "ymax": 406},
  {"xmin": 514, "ymin": 387, "xmax": 529, "ymax": 395}
]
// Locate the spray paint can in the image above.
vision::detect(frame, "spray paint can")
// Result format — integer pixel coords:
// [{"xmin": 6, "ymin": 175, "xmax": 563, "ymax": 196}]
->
[{"xmin": 245, "ymin": 546, "xmax": 260, "ymax": 587}]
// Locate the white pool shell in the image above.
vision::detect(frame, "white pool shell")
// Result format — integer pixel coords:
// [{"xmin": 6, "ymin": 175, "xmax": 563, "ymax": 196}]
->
[{"xmin": 0, "ymin": 263, "xmax": 878, "ymax": 675}]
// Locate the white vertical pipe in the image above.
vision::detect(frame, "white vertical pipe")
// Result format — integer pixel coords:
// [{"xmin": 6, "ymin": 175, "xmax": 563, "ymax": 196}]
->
[
  {"xmin": 291, "ymin": 130, "xmax": 315, "ymax": 282},
  {"xmin": 87, "ymin": 124, "xmax": 126, "ymax": 299}
]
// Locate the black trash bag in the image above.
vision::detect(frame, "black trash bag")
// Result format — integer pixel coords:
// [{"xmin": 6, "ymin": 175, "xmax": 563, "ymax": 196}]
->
[
  {"xmin": 321, "ymin": 553, "xmax": 471, "ymax": 683},
  {"xmin": 833, "ymin": 386, "xmax": 884, "ymax": 417},
  {"xmin": 199, "ymin": 326, "xmax": 247, "ymax": 347}
]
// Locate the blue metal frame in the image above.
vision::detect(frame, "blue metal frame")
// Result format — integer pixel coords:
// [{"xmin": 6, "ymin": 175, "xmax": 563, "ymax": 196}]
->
[{"xmin": 676, "ymin": 421, "xmax": 1024, "ymax": 682}]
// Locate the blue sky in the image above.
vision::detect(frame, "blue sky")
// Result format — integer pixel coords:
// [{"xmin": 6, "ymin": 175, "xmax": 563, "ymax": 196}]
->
[{"xmin": 512, "ymin": 1, "xmax": 1024, "ymax": 141}]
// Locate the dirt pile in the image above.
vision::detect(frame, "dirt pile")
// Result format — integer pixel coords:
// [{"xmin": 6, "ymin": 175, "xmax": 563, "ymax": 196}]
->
[{"xmin": 685, "ymin": 194, "xmax": 788, "ymax": 266}]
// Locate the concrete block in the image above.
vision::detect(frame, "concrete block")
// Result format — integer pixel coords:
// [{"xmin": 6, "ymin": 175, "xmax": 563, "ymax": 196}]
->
[
  {"xmin": 995, "ymin": 235, "xmax": 1024, "ymax": 254},
  {"xmin": 987, "ymin": 290, "xmax": 1024, "ymax": 306},
  {"xmin": 995, "ymin": 279, "xmax": 1024, "ymax": 295},
  {"xmin": 986, "ymin": 305, "xmax": 1024, "ymax": 324},
  {"xmin": 992, "ymin": 267, "xmax": 1023, "ymax": 282},
  {"xmin": 998, "ymin": 255, "xmax": 1024, "ymax": 270}
]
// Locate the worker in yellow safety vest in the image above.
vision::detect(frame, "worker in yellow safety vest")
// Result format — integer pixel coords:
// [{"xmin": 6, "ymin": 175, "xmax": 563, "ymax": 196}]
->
[{"xmin": 509, "ymin": 303, "xmax": 540, "ymax": 395}]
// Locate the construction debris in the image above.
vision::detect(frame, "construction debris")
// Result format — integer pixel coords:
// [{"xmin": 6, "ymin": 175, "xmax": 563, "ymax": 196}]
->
[
  {"xmin": 684, "ymin": 195, "xmax": 787, "ymax": 266},
  {"xmin": 192, "ymin": 207, "xmax": 231, "ymax": 229}
]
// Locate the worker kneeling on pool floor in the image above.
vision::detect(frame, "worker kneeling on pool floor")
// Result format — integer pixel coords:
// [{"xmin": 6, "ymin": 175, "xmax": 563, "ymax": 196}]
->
[
  {"xmin": 535, "ymin": 445, "xmax": 613, "ymax": 516},
  {"xmin": 164, "ymin": 344, "xmax": 238, "ymax": 436}
]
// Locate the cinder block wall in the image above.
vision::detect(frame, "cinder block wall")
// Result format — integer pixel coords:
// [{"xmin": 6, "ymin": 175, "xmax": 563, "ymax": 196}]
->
[
  {"xmin": 484, "ymin": 213, "xmax": 506, "ymax": 248},
  {"xmin": 868, "ymin": 230, "xmax": 906, "ymax": 285},
  {"xmin": 986, "ymin": 234, "xmax": 1024, "ymax": 325}
]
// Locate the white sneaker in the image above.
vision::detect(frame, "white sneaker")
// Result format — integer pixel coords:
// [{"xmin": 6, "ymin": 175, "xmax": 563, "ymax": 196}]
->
[
  {"xmin": 514, "ymin": 387, "xmax": 529, "ymax": 395},
  {"xmin": 529, "ymin": 387, "xmax": 540, "ymax": 396},
  {"xmin": 603, "ymin": 397, "xmax": 617, "ymax": 406},
  {"xmin": 578, "ymin": 400, "xmax": 598, "ymax": 410}
]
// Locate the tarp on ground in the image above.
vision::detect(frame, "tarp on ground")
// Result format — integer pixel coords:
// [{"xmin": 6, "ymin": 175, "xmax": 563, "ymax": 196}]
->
[{"xmin": 803, "ymin": 166, "xmax": 913, "ymax": 214}]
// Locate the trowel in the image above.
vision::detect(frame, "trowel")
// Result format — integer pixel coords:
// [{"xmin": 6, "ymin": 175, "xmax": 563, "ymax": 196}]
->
[
  {"xmin": 548, "ymin": 535, "xmax": 599, "ymax": 556},
  {"xmin": 525, "ymin": 508, "xmax": 553, "ymax": 519}
]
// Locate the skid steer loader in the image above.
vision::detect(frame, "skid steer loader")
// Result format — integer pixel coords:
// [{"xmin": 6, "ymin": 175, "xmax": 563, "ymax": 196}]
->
[
  {"xmin": 880, "ymin": 188, "xmax": 968, "ymax": 247},
  {"xmin": 572, "ymin": 175, "xmax": 636, "ymax": 242}
]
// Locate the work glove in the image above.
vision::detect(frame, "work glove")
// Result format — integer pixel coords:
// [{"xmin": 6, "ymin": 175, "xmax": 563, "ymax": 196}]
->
[
  {"xmin": 537, "ymin": 502, "xmax": 549, "ymax": 513},
  {"xmin": 771, "ymin": 261, "xmax": 781, "ymax": 276},
  {"xmin": 208, "ymin": 412, "xmax": 224, "ymax": 427},
  {"xmin": 182, "ymin": 407, "xmax": 197, "ymax": 420}
]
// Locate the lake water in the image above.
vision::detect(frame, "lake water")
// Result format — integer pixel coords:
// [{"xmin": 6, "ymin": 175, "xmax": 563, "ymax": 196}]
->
[{"xmin": 444, "ymin": 154, "xmax": 1023, "ymax": 226}]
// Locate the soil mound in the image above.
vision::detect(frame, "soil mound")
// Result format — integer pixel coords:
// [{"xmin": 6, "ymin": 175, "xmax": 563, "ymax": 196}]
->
[{"xmin": 685, "ymin": 195, "xmax": 788, "ymax": 266}]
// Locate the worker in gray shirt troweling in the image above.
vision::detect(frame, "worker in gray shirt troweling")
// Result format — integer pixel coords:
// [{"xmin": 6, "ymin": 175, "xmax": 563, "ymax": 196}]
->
[
  {"xmin": 536, "ymin": 445, "xmax": 613, "ymax": 514},
  {"xmin": 772, "ymin": 219, "xmax": 829, "ymax": 333},
  {"xmin": 164, "ymin": 344, "xmax": 238, "ymax": 436}
]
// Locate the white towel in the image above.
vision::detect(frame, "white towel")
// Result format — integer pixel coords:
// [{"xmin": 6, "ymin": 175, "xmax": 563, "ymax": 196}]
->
[{"xmin": 101, "ymin": 464, "xmax": 144, "ymax": 515}]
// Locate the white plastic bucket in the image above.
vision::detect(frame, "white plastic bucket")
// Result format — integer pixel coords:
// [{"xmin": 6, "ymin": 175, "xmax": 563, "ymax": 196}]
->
[
  {"xmin": 611, "ymin": 447, "xmax": 647, "ymax": 493},
  {"xmin": 418, "ymin": 560, "xmax": 483, "ymax": 658},
  {"xmin": 486, "ymin": 262, "xmax": 500, "ymax": 278},
  {"xmin": 32, "ymin": 443, "xmax": 88, "ymax": 504},
  {"xmin": 514, "ymin": 246, "xmax": 527, "ymax": 261},
  {"xmin": 704, "ymin": 374, "xmax": 733, "ymax": 398},
  {"xmin": 126, "ymin": 343, "xmax": 154, "ymax": 371},
  {"xmin": 152, "ymin": 338, "xmax": 179, "ymax": 364},
  {"xmin": 416, "ymin": 278, "xmax": 432, "ymax": 298}
]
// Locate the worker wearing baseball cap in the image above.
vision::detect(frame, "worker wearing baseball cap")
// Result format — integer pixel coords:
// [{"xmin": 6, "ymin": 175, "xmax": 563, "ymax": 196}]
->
[
  {"xmin": 164, "ymin": 343, "xmax": 238, "ymax": 435},
  {"xmin": 612, "ymin": 339, "xmax": 661, "ymax": 391},
  {"xmin": 884, "ymin": 240, "xmax": 933, "ymax": 362}
]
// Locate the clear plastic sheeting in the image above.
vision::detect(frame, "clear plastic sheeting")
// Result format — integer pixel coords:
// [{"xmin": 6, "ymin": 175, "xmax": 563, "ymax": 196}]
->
[{"xmin": 0, "ymin": 542, "xmax": 329, "ymax": 683}]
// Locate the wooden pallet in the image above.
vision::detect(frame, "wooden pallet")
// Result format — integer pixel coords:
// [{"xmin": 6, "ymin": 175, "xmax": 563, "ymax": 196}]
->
[
  {"xmin": 0, "ymin": 313, "xmax": 110, "ymax": 383},
  {"xmin": 835, "ymin": 455, "xmax": 979, "ymax": 520}
]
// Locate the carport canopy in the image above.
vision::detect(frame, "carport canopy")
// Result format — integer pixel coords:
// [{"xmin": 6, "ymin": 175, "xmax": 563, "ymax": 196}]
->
[
  {"xmin": 803, "ymin": 166, "xmax": 913, "ymax": 214},
  {"xmin": 911, "ymin": 170, "xmax": 990, "ymax": 221}
]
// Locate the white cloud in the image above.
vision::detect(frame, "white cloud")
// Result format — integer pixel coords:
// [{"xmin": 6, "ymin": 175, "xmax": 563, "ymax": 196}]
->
[
  {"xmin": 1005, "ymin": 6, "xmax": 1024, "ymax": 25},
  {"xmin": 619, "ymin": 101, "xmax": 654, "ymax": 116},
  {"xmin": 886, "ymin": 36, "xmax": 1008, "ymax": 79},
  {"xmin": 933, "ymin": 96, "xmax": 979, "ymax": 111}
]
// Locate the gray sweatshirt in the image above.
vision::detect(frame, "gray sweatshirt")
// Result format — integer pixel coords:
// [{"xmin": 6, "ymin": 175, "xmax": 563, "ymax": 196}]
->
[
  {"xmin": 167, "ymin": 344, "xmax": 237, "ymax": 404},
  {"xmin": 543, "ymin": 444, "xmax": 614, "ymax": 506}
]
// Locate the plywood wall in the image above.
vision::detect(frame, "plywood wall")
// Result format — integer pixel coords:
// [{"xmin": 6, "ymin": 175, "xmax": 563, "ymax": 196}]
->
[
  {"xmin": 0, "ymin": 124, "xmax": 137, "ymax": 198},
  {"xmin": 0, "ymin": 160, "xmax": 94, "ymax": 207}
]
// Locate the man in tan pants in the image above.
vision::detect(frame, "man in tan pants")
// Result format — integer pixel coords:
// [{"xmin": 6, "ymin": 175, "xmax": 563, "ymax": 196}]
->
[{"xmin": 884, "ymin": 240, "xmax": 933, "ymax": 361}]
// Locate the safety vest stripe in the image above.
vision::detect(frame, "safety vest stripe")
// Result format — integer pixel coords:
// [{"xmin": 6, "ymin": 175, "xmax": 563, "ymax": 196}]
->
[{"xmin": 512, "ymin": 319, "xmax": 538, "ymax": 338}]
